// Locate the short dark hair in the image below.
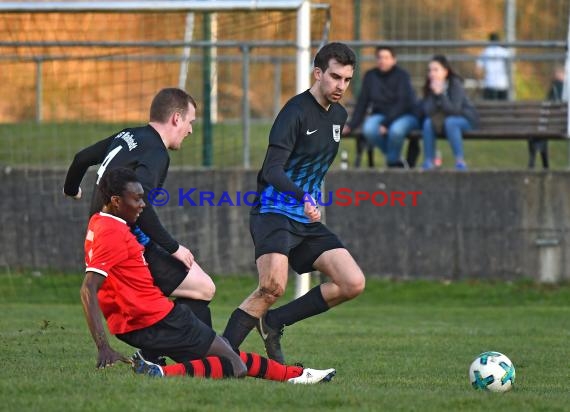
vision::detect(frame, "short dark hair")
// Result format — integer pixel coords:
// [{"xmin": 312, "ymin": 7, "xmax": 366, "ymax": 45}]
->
[
  {"xmin": 99, "ymin": 167, "xmax": 139, "ymax": 205},
  {"xmin": 313, "ymin": 42, "xmax": 356, "ymax": 72},
  {"xmin": 489, "ymin": 32, "xmax": 500, "ymax": 42},
  {"xmin": 149, "ymin": 88, "xmax": 197, "ymax": 123},
  {"xmin": 375, "ymin": 45, "xmax": 396, "ymax": 58}
]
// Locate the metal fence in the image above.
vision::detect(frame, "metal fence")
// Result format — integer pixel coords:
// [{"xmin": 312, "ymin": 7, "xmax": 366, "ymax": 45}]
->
[
  {"xmin": 0, "ymin": 40, "xmax": 567, "ymax": 169},
  {"xmin": 0, "ymin": 2, "xmax": 568, "ymax": 169},
  {"xmin": 2, "ymin": 39, "xmax": 568, "ymax": 121}
]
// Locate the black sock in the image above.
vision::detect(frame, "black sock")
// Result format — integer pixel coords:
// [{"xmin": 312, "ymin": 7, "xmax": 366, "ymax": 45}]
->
[
  {"xmin": 176, "ymin": 298, "xmax": 212, "ymax": 328},
  {"xmin": 265, "ymin": 285, "xmax": 329, "ymax": 328},
  {"xmin": 222, "ymin": 308, "xmax": 258, "ymax": 349}
]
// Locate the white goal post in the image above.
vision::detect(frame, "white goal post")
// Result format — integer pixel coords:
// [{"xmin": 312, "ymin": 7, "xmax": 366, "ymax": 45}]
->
[
  {"xmin": 0, "ymin": 1, "xmax": 308, "ymax": 12},
  {"xmin": 294, "ymin": 0, "xmax": 313, "ymax": 298}
]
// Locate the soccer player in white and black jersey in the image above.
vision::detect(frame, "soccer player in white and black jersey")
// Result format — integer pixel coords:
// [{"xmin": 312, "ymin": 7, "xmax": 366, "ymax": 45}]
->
[
  {"xmin": 223, "ymin": 43, "xmax": 366, "ymax": 363},
  {"xmin": 64, "ymin": 89, "xmax": 215, "ymax": 360}
]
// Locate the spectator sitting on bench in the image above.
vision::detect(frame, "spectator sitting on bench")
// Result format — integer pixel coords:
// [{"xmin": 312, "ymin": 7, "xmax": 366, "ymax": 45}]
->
[
  {"xmin": 528, "ymin": 64, "xmax": 566, "ymax": 169},
  {"xmin": 342, "ymin": 45, "xmax": 419, "ymax": 168},
  {"xmin": 420, "ymin": 55, "xmax": 479, "ymax": 171}
]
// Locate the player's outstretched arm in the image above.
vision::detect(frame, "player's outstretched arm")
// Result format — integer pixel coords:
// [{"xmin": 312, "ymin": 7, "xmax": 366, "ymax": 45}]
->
[
  {"xmin": 80, "ymin": 272, "xmax": 131, "ymax": 369},
  {"xmin": 63, "ymin": 135, "xmax": 114, "ymax": 197}
]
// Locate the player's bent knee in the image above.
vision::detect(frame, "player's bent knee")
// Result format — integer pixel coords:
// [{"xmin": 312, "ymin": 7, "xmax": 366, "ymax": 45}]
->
[
  {"xmin": 202, "ymin": 276, "xmax": 216, "ymax": 300},
  {"xmin": 170, "ymin": 272, "xmax": 217, "ymax": 301},
  {"xmin": 342, "ymin": 273, "xmax": 366, "ymax": 300},
  {"xmin": 257, "ymin": 283, "xmax": 285, "ymax": 303},
  {"xmin": 194, "ymin": 277, "xmax": 216, "ymax": 301},
  {"xmin": 194, "ymin": 265, "xmax": 217, "ymax": 299}
]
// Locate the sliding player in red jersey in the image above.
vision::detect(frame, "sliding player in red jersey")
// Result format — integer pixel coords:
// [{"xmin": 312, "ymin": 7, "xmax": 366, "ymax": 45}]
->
[{"xmin": 80, "ymin": 167, "xmax": 335, "ymax": 383}]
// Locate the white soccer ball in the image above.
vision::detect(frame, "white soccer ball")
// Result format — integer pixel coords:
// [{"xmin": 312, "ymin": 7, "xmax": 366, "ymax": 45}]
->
[{"xmin": 469, "ymin": 351, "xmax": 515, "ymax": 392}]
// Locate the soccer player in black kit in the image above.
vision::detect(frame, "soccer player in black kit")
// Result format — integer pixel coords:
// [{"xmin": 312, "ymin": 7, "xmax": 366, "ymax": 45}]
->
[
  {"xmin": 63, "ymin": 88, "xmax": 216, "ymax": 361},
  {"xmin": 223, "ymin": 43, "xmax": 366, "ymax": 363}
]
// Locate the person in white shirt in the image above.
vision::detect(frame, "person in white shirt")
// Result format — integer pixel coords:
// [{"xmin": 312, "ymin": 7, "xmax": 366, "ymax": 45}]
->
[{"xmin": 476, "ymin": 32, "xmax": 511, "ymax": 100}]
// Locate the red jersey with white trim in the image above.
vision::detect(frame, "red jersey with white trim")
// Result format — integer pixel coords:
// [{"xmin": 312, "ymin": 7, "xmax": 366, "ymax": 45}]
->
[{"xmin": 84, "ymin": 212, "xmax": 174, "ymax": 334}]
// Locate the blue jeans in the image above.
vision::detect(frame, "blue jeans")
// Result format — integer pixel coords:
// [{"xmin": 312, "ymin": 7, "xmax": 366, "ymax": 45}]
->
[
  {"xmin": 422, "ymin": 116, "xmax": 473, "ymax": 162},
  {"xmin": 362, "ymin": 114, "xmax": 419, "ymax": 165}
]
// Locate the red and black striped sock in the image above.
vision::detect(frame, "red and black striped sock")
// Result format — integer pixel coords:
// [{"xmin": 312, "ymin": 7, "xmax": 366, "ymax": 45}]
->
[
  {"xmin": 239, "ymin": 351, "xmax": 303, "ymax": 381},
  {"xmin": 162, "ymin": 356, "xmax": 234, "ymax": 379}
]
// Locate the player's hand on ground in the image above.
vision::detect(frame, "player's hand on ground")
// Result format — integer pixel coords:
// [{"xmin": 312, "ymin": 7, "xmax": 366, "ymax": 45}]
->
[
  {"xmin": 304, "ymin": 199, "xmax": 321, "ymax": 222},
  {"xmin": 63, "ymin": 186, "xmax": 82, "ymax": 200},
  {"xmin": 96, "ymin": 346, "xmax": 131, "ymax": 369},
  {"xmin": 172, "ymin": 244, "xmax": 195, "ymax": 269}
]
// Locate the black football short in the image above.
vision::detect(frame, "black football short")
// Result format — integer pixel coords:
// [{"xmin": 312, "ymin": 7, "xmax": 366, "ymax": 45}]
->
[
  {"xmin": 250, "ymin": 212, "xmax": 345, "ymax": 274},
  {"xmin": 144, "ymin": 242, "xmax": 188, "ymax": 296},
  {"xmin": 116, "ymin": 302, "xmax": 216, "ymax": 362}
]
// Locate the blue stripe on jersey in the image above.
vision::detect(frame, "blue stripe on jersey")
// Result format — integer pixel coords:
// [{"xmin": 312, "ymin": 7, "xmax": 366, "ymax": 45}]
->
[
  {"xmin": 259, "ymin": 152, "xmax": 332, "ymax": 223},
  {"xmin": 288, "ymin": 151, "xmax": 328, "ymax": 191},
  {"xmin": 131, "ymin": 225, "xmax": 151, "ymax": 246}
]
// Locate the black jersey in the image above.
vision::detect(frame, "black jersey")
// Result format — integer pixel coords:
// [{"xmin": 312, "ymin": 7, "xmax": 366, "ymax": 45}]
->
[
  {"xmin": 63, "ymin": 125, "xmax": 178, "ymax": 253},
  {"xmin": 255, "ymin": 90, "xmax": 348, "ymax": 223}
]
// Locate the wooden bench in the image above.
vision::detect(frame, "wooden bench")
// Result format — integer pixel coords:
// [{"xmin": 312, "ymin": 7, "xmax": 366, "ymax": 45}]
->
[{"xmin": 344, "ymin": 100, "xmax": 568, "ymax": 168}]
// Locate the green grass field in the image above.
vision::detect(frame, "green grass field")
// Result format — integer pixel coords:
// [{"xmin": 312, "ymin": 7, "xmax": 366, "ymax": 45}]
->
[
  {"xmin": 2, "ymin": 273, "xmax": 570, "ymax": 411},
  {"xmin": 1, "ymin": 121, "xmax": 569, "ymax": 170}
]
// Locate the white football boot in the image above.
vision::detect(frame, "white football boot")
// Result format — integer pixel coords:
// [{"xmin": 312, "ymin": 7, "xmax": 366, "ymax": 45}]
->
[{"xmin": 288, "ymin": 368, "xmax": 336, "ymax": 384}]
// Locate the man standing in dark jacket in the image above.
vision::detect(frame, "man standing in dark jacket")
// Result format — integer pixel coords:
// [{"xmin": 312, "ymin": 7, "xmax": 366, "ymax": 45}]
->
[{"xmin": 343, "ymin": 46, "xmax": 419, "ymax": 168}]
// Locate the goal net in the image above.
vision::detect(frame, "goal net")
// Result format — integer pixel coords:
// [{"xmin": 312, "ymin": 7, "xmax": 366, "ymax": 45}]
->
[
  {"xmin": 0, "ymin": 1, "xmax": 330, "ymax": 294},
  {"xmin": 0, "ymin": 1, "xmax": 329, "ymax": 168}
]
